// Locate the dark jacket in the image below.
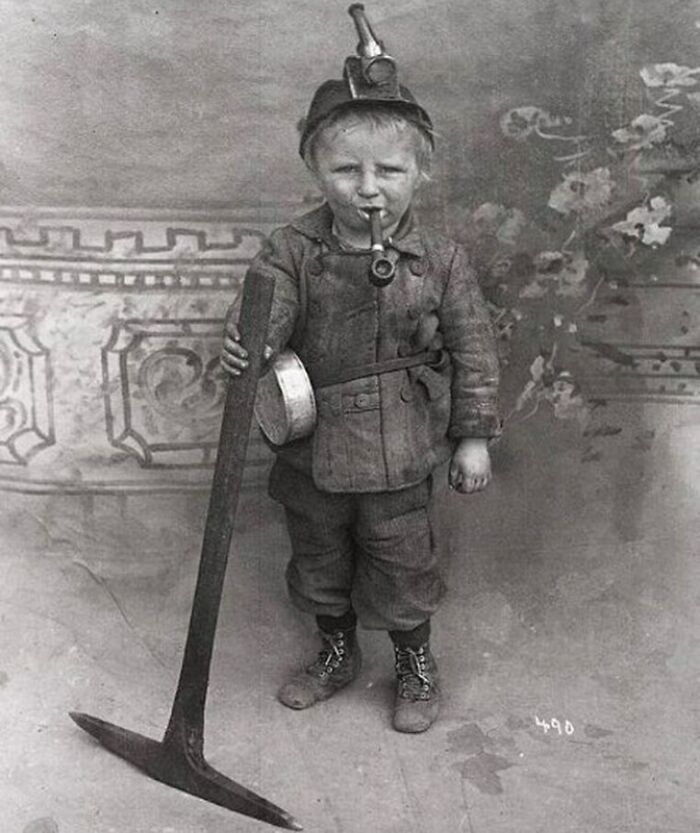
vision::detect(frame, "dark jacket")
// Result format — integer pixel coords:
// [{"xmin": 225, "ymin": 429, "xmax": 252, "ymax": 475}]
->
[{"xmin": 245, "ymin": 203, "xmax": 501, "ymax": 493}]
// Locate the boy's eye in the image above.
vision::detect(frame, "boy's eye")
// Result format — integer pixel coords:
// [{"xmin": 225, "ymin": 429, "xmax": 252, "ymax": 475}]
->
[
  {"xmin": 379, "ymin": 165, "xmax": 406, "ymax": 174},
  {"xmin": 333, "ymin": 165, "xmax": 360, "ymax": 174}
]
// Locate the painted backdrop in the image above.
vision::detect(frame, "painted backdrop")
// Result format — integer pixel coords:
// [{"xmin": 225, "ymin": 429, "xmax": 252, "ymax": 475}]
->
[{"xmin": 0, "ymin": 0, "xmax": 697, "ymax": 493}]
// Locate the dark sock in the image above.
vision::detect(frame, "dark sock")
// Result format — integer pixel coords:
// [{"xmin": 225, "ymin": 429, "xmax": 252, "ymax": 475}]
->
[
  {"xmin": 316, "ymin": 609, "xmax": 357, "ymax": 634},
  {"xmin": 389, "ymin": 620, "xmax": 431, "ymax": 650}
]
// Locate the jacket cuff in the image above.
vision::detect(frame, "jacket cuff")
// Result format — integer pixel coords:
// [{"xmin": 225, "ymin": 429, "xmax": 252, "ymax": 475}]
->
[{"xmin": 448, "ymin": 404, "xmax": 503, "ymax": 440}]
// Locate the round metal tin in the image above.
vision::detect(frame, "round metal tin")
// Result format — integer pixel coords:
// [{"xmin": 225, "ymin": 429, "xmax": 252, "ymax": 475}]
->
[{"xmin": 254, "ymin": 349, "xmax": 317, "ymax": 445}]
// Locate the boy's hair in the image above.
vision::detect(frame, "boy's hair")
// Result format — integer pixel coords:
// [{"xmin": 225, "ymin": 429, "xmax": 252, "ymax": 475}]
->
[{"xmin": 301, "ymin": 103, "xmax": 434, "ymax": 177}]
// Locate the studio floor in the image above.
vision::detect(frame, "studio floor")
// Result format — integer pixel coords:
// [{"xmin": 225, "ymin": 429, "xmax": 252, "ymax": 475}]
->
[{"xmin": 1, "ymin": 407, "xmax": 699, "ymax": 833}]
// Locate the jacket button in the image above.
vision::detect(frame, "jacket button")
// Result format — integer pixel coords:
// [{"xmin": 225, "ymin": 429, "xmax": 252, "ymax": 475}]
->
[
  {"xmin": 409, "ymin": 258, "xmax": 426, "ymax": 276},
  {"xmin": 400, "ymin": 385, "xmax": 414, "ymax": 402},
  {"xmin": 306, "ymin": 257, "xmax": 323, "ymax": 277},
  {"xmin": 355, "ymin": 393, "xmax": 370, "ymax": 408}
]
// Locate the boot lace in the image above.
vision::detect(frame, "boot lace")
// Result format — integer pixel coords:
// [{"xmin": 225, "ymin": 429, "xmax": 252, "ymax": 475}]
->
[
  {"xmin": 395, "ymin": 646, "xmax": 434, "ymax": 701},
  {"xmin": 307, "ymin": 631, "xmax": 347, "ymax": 679}
]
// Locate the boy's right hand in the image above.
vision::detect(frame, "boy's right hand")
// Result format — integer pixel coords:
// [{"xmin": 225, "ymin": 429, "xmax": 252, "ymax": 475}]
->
[
  {"xmin": 220, "ymin": 319, "xmax": 273, "ymax": 377},
  {"xmin": 220, "ymin": 319, "xmax": 248, "ymax": 377}
]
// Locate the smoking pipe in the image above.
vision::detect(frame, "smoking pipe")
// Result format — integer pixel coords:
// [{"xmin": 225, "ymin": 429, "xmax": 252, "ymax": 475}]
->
[{"xmin": 367, "ymin": 208, "xmax": 396, "ymax": 287}]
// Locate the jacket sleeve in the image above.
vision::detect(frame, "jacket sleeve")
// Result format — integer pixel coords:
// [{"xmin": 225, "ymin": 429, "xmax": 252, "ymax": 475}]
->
[
  {"xmin": 439, "ymin": 243, "xmax": 502, "ymax": 440},
  {"xmin": 233, "ymin": 226, "xmax": 301, "ymax": 354}
]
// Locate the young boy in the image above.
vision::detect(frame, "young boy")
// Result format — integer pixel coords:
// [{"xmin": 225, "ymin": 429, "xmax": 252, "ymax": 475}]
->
[{"xmin": 221, "ymin": 10, "xmax": 501, "ymax": 733}]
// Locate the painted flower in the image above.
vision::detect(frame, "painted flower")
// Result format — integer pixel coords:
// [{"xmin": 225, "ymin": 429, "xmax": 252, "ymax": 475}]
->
[
  {"xmin": 499, "ymin": 106, "xmax": 570, "ymax": 141},
  {"xmin": 555, "ymin": 252, "xmax": 589, "ymax": 297},
  {"xmin": 471, "ymin": 202, "xmax": 526, "ymax": 246},
  {"xmin": 519, "ymin": 279, "xmax": 548, "ymax": 299},
  {"xmin": 548, "ymin": 167, "xmax": 614, "ymax": 216},
  {"xmin": 546, "ymin": 372, "xmax": 590, "ymax": 425},
  {"xmin": 611, "ymin": 114, "xmax": 669, "ymax": 150},
  {"xmin": 519, "ymin": 251, "xmax": 589, "ymax": 299},
  {"xmin": 610, "ymin": 196, "xmax": 673, "ymax": 246},
  {"xmin": 640, "ymin": 63, "xmax": 700, "ymax": 88}
]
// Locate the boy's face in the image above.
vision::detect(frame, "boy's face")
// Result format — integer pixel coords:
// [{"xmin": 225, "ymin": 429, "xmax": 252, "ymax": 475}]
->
[{"xmin": 312, "ymin": 121, "xmax": 423, "ymax": 244}]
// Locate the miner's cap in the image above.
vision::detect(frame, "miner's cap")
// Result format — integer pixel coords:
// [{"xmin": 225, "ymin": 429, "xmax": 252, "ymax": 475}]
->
[{"xmin": 298, "ymin": 78, "xmax": 434, "ymax": 159}]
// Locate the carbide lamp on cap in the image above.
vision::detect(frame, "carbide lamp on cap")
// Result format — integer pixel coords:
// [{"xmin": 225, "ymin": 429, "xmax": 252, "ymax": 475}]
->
[{"xmin": 298, "ymin": 4, "xmax": 433, "ymax": 158}]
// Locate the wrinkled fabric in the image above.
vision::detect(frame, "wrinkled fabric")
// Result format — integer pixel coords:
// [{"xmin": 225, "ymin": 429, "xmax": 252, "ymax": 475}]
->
[
  {"xmin": 242, "ymin": 203, "xmax": 501, "ymax": 493},
  {"xmin": 269, "ymin": 459, "xmax": 445, "ymax": 631}
]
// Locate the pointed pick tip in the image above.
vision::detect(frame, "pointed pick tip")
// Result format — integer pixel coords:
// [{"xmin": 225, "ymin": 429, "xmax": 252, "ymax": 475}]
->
[
  {"xmin": 69, "ymin": 711, "xmax": 91, "ymax": 729},
  {"xmin": 69, "ymin": 711, "xmax": 113, "ymax": 743},
  {"xmin": 69, "ymin": 710, "xmax": 107, "ymax": 732}
]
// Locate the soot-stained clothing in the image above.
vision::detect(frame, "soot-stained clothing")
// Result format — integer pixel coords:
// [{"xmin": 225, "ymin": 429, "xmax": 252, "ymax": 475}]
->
[
  {"xmin": 268, "ymin": 460, "xmax": 445, "ymax": 630},
  {"xmin": 247, "ymin": 203, "xmax": 502, "ymax": 494},
  {"xmin": 240, "ymin": 203, "xmax": 501, "ymax": 629}
]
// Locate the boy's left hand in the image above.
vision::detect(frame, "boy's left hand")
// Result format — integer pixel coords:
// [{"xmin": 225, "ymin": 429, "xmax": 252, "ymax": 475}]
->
[{"xmin": 449, "ymin": 438, "xmax": 492, "ymax": 494}]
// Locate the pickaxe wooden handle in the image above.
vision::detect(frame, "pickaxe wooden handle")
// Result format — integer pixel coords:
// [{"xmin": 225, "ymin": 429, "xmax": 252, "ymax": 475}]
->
[{"xmin": 71, "ymin": 271, "xmax": 302, "ymax": 830}]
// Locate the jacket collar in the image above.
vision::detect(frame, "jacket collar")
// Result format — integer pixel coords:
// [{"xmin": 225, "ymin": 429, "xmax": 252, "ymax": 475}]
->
[{"xmin": 290, "ymin": 203, "xmax": 425, "ymax": 257}]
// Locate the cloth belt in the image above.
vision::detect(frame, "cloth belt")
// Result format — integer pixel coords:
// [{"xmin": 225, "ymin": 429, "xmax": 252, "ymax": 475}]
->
[{"xmin": 308, "ymin": 349, "xmax": 441, "ymax": 389}]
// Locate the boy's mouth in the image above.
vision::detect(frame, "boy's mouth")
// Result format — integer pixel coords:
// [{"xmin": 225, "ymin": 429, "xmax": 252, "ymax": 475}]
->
[{"xmin": 358, "ymin": 207, "xmax": 386, "ymax": 222}]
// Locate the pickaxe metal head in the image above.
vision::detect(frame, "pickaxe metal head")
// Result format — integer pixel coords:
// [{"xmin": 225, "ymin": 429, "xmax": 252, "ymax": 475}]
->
[{"xmin": 70, "ymin": 711, "xmax": 302, "ymax": 830}]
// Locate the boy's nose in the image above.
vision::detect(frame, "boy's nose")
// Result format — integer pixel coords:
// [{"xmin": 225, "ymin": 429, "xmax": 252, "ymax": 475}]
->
[{"xmin": 357, "ymin": 170, "xmax": 380, "ymax": 198}]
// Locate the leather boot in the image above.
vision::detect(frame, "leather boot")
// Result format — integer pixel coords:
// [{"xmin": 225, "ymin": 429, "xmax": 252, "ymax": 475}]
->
[
  {"xmin": 392, "ymin": 643, "xmax": 440, "ymax": 733},
  {"xmin": 278, "ymin": 628, "xmax": 362, "ymax": 710}
]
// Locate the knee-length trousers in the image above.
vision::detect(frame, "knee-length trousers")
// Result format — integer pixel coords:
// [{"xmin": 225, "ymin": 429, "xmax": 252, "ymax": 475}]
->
[{"xmin": 268, "ymin": 459, "xmax": 446, "ymax": 631}]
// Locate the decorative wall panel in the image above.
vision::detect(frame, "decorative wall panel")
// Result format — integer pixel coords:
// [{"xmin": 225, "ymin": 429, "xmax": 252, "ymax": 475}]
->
[
  {"xmin": 0, "ymin": 314, "xmax": 54, "ymax": 465},
  {"xmin": 102, "ymin": 319, "xmax": 228, "ymax": 467},
  {"xmin": 0, "ymin": 206, "xmax": 290, "ymax": 494}
]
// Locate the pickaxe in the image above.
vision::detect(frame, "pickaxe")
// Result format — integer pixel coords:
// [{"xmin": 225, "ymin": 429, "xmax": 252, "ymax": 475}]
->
[{"xmin": 70, "ymin": 271, "xmax": 302, "ymax": 831}]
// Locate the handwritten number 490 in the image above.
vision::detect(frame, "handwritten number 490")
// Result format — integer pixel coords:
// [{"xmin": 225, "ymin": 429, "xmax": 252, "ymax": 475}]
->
[{"xmin": 535, "ymin": 716, "xmax": 574, "ymax": 735}]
